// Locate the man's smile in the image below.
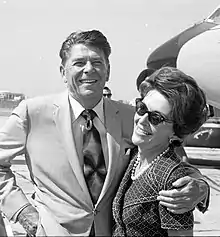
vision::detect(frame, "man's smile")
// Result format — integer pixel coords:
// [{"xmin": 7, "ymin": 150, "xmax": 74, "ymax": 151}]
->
[{"xmin": 79, "ymin": 79, "xmax": 97, "ymax": 84}]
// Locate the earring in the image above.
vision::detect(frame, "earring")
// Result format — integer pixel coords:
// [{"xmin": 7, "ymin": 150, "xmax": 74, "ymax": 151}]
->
[{"xmin": 169, "ymin": 135, "xmax": 182, "ymax": 148}]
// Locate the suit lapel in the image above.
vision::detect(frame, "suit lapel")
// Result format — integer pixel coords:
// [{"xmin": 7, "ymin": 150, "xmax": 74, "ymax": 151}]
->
[
  {"xmin": 97, "ymin": 99, "xmax": 121, "ymax": 203},
  {"xmin": 53, "ymin": 92, "xmax": 92, "ymax": 206}
]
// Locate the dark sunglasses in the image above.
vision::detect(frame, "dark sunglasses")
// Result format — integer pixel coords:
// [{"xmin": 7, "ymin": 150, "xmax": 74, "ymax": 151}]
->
[
  {"xmin": 103, "ymin": 94, "xmax": 112, "ymax": 98},
  {"xmin": 135, "ymin": 98, "xmax": 172, "ymax": 126}
]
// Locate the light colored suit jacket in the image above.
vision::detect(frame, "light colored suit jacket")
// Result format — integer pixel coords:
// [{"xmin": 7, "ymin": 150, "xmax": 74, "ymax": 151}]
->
[{"xmin": 0, "ymin": 91, "xmax": 135, "ymax": 236}]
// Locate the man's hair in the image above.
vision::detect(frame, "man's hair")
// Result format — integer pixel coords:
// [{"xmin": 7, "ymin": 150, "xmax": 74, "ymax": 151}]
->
[
  {"xmin": 59, "ymin": 30, "xmax": 111, "ymax": 66},
  {"xmin": 139, "ymin": 66, "xmax": 208, "ymax": 138},
  {"xmin": 136, "ymin": 68, "xmax": 155, "ymax": 91},
  {"xmin": 103, "ymin": 86, "xmax": 111, "ymax": 91},
  {"xmin": 103, "ymin": 86, "xmax": 112, "ymax": 97}
]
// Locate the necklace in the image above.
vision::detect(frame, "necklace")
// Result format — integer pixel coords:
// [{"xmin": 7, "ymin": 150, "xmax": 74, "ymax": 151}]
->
[{"xmin": 131, "ymin": 147, "xmax": 170, "ymax": 180}]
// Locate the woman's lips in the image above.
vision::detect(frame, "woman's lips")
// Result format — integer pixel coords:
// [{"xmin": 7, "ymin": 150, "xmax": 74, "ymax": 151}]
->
[{"xmin": 136, "ymin": 126, "xmax": 152, "ymax": 135}]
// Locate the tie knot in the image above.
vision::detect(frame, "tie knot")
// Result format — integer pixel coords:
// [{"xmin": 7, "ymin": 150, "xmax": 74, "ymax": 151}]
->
[
  {"xmin": 82, "ymin": 109, "xmax": 96, "ymax": 120},
  {"xmin": 82, "ymin": 109, "xmax": 97, "ymax": 130}
]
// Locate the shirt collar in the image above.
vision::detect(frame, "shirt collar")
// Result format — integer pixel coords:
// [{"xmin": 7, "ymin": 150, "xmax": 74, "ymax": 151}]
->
[{"xmin": 68, "ymin": 94, "xmax": 105, "ymax": 124}]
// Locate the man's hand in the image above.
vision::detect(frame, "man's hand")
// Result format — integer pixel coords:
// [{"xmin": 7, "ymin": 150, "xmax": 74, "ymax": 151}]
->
[
  {"xmin": 17, "ymin": 204, "xmax": 39, "ymax": 237},
  {"xmin": 157, "ymin": 176, "xmax": 209, "ymax": 214}
]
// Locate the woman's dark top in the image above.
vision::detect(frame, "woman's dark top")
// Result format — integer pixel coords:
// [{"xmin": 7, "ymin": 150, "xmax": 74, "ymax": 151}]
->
[{"xmin": 112, "ymin": 147, "xmax": 194, "ymax": 237}]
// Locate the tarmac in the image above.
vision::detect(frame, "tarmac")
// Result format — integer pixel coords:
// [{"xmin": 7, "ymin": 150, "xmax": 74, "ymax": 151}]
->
[{"xmin": 1, "ymin": 149, "xmax": 220, "ymax": 237}]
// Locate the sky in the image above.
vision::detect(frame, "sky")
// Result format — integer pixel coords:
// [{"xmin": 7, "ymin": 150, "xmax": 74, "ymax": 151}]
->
[{"xmin": 0, "ymin": 0, "xmax": 220, "ymax": 101}]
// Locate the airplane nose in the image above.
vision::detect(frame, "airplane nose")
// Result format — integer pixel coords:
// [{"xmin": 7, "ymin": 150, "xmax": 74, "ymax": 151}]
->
[{"xmin": 177, "ymin": 24, "xmax": 220, "ymax": 108}]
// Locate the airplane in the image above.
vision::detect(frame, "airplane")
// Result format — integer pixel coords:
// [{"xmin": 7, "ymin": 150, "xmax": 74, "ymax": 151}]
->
[
  {"xmin": 147, "ymin": 4, "xmax": 220, "ymax": 109},
  {"xmin": 146, "ymin": 5, "xmax": 220, "ymax": 164}
]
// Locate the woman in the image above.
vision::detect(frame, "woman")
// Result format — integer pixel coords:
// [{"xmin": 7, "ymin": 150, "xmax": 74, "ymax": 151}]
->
[{"xmin": 112, "ymin": 67, "xmax": 208, "ymax": 236}]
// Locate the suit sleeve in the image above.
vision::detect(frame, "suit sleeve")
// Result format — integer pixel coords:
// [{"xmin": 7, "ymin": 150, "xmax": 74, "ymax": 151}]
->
[
  {"xmin": 120, "ymin": 103, "xmax": 135, "ymax": 148},
  {"xmin": 0, "ymin": 100, "xmax": 31, "ymax": 220}
]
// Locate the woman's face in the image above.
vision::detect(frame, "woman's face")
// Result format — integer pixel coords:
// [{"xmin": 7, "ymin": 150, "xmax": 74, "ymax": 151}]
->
[{"xmin": 132, "ymin": 89, "xmax": 174, "ymax": 150}]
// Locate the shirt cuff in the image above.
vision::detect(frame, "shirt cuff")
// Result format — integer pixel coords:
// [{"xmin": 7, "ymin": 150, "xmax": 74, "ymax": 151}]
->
[{"xmin": 196, "ymin": 179, "xmax": 210, "ymax": 213}]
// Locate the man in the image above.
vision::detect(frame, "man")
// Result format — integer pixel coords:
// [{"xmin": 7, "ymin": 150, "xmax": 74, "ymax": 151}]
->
[
  {"xmin": 0, "ymin": 30, "xmax": 209, "ymax": 236},
  {"xmin": 103, "ymin": 86, "xmax": 112, "ymax": 99},
  {"xmin": 130, "ymin": 68, "xmax": 156, "ymax": 106},
  {"xmin": 136, "ymin": 68, "xmax": 155, "ymax": 92}
]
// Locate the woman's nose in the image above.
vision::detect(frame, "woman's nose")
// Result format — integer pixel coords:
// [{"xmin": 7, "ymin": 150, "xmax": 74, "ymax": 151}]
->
[{"xmin": 138, "ymin": 112, "xmax": 149, "ymax": 124}]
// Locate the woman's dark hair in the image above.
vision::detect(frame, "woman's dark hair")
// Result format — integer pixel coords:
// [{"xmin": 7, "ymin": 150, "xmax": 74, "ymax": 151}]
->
[{"xmin": 139, "ymin": 66, "xmax": 208, "ymax": 138}]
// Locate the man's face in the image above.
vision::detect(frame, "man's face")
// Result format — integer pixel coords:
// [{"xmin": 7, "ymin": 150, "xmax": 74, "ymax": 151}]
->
[
  {"xmin": 103, "ymin": 88, "xmax": 112, "ymax": 98},
  {"xmin": 61, "ymin": 44, "xmax": 110, "ymax": 107}
]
